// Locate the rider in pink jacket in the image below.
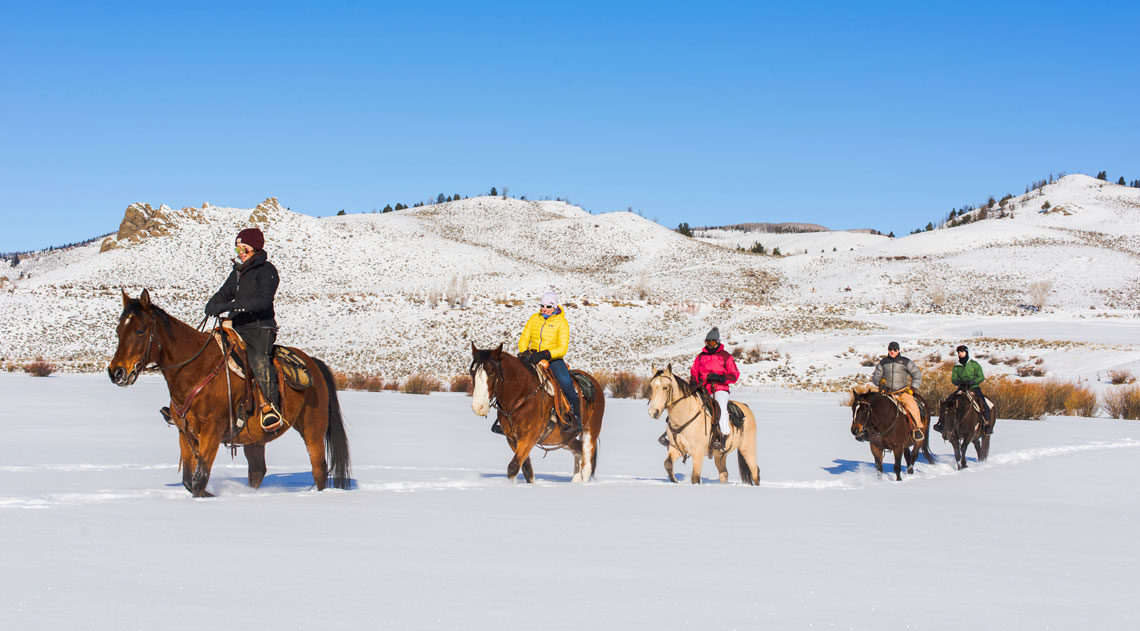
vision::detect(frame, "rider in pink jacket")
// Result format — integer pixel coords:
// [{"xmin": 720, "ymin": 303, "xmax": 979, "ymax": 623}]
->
[{"xmin": 689, "ymin": 327, "xmax": 739, "ymax": 447}]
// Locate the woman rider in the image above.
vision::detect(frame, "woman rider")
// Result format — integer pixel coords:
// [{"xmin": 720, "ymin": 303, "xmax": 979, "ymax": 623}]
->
[
  {"xmin": 517, "ymin": 291, "xmax": 580, "ymax": 432},
  {"xmin": 689, "ymin": 327, "xmax": 740, "ymax": 450}
]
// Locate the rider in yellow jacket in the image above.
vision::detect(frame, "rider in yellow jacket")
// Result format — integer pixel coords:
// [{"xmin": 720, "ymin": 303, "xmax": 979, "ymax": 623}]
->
[{"xmin": 517, "ymin": 291, "xmax": 579, "ymax": 431}]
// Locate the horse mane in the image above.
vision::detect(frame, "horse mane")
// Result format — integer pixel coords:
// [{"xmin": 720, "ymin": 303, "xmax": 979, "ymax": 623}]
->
[{"xmin": 119, "ymin": 299, "xmax": 174, "ymax": 337}]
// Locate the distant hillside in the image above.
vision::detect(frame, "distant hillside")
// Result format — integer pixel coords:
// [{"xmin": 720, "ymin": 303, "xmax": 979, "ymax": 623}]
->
[{"xmin": 707, "ymin": 222, "xmax": 829, "ymax": 233}]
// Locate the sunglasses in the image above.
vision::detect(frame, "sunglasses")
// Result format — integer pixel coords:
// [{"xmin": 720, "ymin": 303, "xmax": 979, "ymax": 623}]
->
[
  {"xmin": 235, "ymin": 246, "xmax": 253, "ymax": 254},
  {"xmin": 540, "ymin": 304, "xmax": 555, "ymax": 309}
]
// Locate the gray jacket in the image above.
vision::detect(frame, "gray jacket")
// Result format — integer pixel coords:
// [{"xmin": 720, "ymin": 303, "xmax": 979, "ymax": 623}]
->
[{"xmin": 870, "ymin": 355, "xmax": 922, "ymax": 391}]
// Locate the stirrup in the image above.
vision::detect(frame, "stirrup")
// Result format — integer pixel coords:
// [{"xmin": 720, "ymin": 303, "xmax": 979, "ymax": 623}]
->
[
  {"xmin": 912, "ymin": 429, "xmax": 924, "ymax": 442},
  {"xmin": 490, "ymin": 419, "xmax": 504, "ymax": 435},
  {"xmin": 657, "ymin": 431, "xmax": 670, "ymax": 447},
  {"xmin": 159, "ymin": 406, "xmax": 173, "ymax": 425},
  {"xmin": 260, "ymin": 404, "xmax": 284, "ymax": 432},
  {"xmin": 932, "ymin": 421, "xmax": 943, "ymax": 433}
]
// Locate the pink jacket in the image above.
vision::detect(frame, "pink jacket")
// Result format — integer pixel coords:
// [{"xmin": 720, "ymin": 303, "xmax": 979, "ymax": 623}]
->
[{"xmin": 689, "ymin": 344, "xmax": 740, "ymax": 394}]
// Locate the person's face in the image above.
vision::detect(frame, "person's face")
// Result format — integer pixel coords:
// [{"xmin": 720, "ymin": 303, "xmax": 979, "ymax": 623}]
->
[
  {"xmin": 888, "ymin": 348, "xmax": 899, "ymax": 358},
  {"xmin": 705, "ymin": 339, "xmax": 719, "ymax": 349},
  {"xmin": 539, "ymin": 302, "xmax": 556, "ymax": 315},
  {"xmin": 957, "ymin": 350, "xmax": 967, "ymax": 360},
  {"xmin": 235, "ymin": 241, "xmax": 255, "ymax": 262}
]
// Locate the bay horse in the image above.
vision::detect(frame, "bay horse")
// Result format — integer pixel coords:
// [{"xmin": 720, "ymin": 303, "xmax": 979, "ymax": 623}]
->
[
  {"xmin": 849, "ymin": 385, "xmax": 936, "ymax": 480},
  {"xmin": 107, "ymin": 289, "xmax": 350, "ymax": 496},
  {"xmin": 646, "ymin": 366, "xmax": 760, "ymax": 485},
  {"xmin": 469, "ymin": 343, "xmax": 604, "ymax": 483},
  {"xmin": 937, "ymin": 389, "xmax": 993, "ymax": 470}
]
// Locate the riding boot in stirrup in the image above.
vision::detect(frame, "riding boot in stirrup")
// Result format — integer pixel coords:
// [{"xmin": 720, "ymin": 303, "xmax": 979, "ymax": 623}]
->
[
  {"xmin": 260, "ymin": 403, "xmax": 284, "ymax": 432},
  {"xmin": 710, "ymin": 426, "xmax": 726, "ymax": 451},
  {"xmin": 932, "ymin": 419, "xmax": 943, "ymax": 433},
  {"xmin": 566, "ymin": 400, "xmax": 582, "ymax": 434},
  {"xmin": 490, "ymin": 419, "xmax": 504, "ymax": 434},
  {"xmin": 658, "ymin": 431, "xmax": 670, "ymax": 447},
  {"xmin": 912, "ymin": 428, "xmax": 924, "ymax": 442}
]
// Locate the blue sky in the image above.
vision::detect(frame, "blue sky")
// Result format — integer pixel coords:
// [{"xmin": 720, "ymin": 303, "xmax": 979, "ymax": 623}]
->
[{"xmin": 2, "ymin": 1, "xmax": 1138, "ymax": 252}]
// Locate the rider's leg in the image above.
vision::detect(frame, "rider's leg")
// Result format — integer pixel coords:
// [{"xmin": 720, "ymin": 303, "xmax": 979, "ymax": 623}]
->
[
  {"xmin": 974, "ymin": 387, "xmax": 994, "ymax": 434},
  {"xmin": 713, "ymin": 390, "xmax": 729, "ymax": 435},
  {"xmin": 242, "ymin": 327, "xmax": 281, "ymax": 429},
  {"xmin": 549, "ymin": 359, "xmax": 581, "ymax": 430},
  {"xmin": 899, "ymin": 391, "xmax": 923, "ymax": 441}
]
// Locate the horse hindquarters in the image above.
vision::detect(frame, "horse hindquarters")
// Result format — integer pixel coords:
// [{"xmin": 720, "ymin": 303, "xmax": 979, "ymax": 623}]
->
[{"xmin": 735, "ymin": 407, "xmax": 760, "ymax": 485}]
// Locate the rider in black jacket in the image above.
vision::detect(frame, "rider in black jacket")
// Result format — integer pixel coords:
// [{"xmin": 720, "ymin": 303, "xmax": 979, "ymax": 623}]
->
[{"xmin": 204, "ymin": 227, "xmax": 283, "ymax": 430}]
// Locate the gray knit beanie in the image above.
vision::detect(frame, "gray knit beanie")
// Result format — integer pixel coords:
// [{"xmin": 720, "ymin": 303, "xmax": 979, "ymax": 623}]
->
[{"xmin": 705, "ymin": 327, "xmax": 720, "ymax": 342}]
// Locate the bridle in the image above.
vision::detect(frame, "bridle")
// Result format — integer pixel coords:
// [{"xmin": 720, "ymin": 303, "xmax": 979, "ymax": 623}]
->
[
  {"xmin": 652, "ymin": 372, "xmax": 708, "ymax": 437},
  {"xmin": 851, "ymin": 393, "xmax": 903, "ymax": 440},
  {"xmin": 126, "ymin": 313, "xmax": 214, "ymax": 374},
  {"xmin": 470, "ymin": 354, "xmax": 572, "ymax": 450}
]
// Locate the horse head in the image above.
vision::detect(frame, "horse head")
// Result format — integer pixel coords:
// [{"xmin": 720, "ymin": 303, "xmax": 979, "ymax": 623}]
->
[
  {"xmin": 469, "ymin": 342, "xmax": 504, "ymax": 416},
  {"xmin": 646, "ymin": 364, "xmax": 676, "ymax": 419},
  {"xmin": 938, "ymin": 390, "xmax": 968, "ymax": 434},
  {"xmin": 108, "ymin": 289, "xmax": 169, "ymax": 387},
  {"xmin": 849, "ymin": 385, "xmax": 877, "ymax": 441}
]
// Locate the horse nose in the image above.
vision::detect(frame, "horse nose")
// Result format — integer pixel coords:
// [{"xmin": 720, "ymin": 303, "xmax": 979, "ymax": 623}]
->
[{"xmin": 108, "ymin": 367, "xmax": 123, "ymax": 383}]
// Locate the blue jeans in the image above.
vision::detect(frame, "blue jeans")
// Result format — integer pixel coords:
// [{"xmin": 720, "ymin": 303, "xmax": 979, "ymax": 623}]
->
[{"xmin": 548, "ymin": 359, "xmax": 579, "ymax": 409}]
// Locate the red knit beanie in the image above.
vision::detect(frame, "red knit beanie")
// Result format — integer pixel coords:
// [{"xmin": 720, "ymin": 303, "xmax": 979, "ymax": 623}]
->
[{"xmin": 235, "ymin": 228, "xmax": 265, "ymax": 251}]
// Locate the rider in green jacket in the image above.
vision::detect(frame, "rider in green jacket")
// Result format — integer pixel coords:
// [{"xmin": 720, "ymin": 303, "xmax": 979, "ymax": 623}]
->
[{"xmin": 937, "ymin": 345, "xmax": 993, "ymax": 434}]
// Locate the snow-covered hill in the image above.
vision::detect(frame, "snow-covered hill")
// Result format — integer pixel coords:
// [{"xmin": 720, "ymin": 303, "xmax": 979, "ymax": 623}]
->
[{"xmin": 3, "ymin": 175, "xmax": 1140, "ymax": 387}]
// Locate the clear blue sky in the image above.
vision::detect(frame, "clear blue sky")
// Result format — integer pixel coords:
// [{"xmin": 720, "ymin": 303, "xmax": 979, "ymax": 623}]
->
[{"xmin": 2, "ymin": 0, "xmax": 1138, "ymax": 252}]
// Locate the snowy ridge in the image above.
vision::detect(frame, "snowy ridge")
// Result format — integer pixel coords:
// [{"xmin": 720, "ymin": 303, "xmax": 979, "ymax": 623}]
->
[{"xmin": 3, "ymin": 175, "xmax": 1140, "ymax": 387}]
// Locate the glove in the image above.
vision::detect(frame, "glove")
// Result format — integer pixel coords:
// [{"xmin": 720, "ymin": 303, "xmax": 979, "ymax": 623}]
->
[
  {"xmin": 706, "ymin": 373, "xmax": 725, "ymax": 384},
  {"xmin": 204, "ymin": 302, "xmax": 228, "ymax": 317},
  {"xmin": 518, "ymin": 350, "xmax": 534, "ymax": 363},
  {"xmin": 533, "ymin": 350, "xmax": 552, "ymax": 361}
]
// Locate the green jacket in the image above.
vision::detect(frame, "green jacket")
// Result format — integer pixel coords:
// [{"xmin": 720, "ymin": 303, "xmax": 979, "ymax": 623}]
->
[{"xmin": 951, "ymin": 359, "xmax": 985, "ymax": 388}]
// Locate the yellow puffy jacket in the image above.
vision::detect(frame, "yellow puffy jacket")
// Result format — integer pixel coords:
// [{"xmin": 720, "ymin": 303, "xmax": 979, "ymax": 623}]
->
[{"xmin": 517, "ymin": 307, "xmax": 569, "ymax": 360}]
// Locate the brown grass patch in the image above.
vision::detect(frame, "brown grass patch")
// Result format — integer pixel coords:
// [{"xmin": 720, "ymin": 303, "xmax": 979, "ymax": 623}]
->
[
  {"xmin": 1042, "ymin": 379, "xmax": 1098, "ymax": 416},
  {"xmin": 609, "ymin": 372, "xmax": 646, "ymax": 398},
  {"xmin": 986, "ymin": 376, "xmax": 1047, "ymax": 420},
  {"xmin": 401, "ymin": 374, "xmax": 443, "ymax": 395},
  {"xmin": 1103, "ymin": 385, "xmax": 1140, "ymax": 420},
  {"xmin": 23, "ymin": 358, "xmax": 56, "ymax": 377},
  {"xmin": 450, "ymin": 374, "xmax": 474, "ymax": 395},
  {"xmin": 918, "ymin": 361, "xmax": 956, "ymax": 409},
  {"xmin": 1016, "ymin": 364, "xmax": 1046, "ymax": 377},
  {"xmin": 1107, "ymin": 369, "xmax": 1135, "ymax": 385}
]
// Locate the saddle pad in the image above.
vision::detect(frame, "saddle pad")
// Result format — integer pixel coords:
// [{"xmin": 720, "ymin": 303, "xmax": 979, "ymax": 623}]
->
[
  {"xmin": 570, "ymin": 371, "xmax": 595, "ymax": 402},
  {"xmin": 726, "ymin": 401, "xmax": 745, "ymax": 428},
  {"xmin": 274, "ymin": 346, "xmax": 314, "ymax": 390}
]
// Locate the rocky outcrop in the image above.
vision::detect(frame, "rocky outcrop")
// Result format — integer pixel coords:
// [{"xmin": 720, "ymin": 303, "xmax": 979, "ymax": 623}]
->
[
  {"xmin": 115, "ymin": 203, "xmax": 175, "ymax": 242},
  {"xmin": 248, "ymin": 197, "xmax": 283, "ymax": 223}
]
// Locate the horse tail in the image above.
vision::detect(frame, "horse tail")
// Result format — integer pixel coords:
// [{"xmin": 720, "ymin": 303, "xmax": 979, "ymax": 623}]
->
[
  {"xmin": 314, "ymin": 358, "xmax": 352, "ymax": 490},
  {"xmin": 737, "ymin": 451, "xmax": 757, "ymax": 485}
]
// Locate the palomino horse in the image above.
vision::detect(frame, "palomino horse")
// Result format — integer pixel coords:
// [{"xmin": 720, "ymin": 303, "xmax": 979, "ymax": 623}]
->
[
  {"xmin": 938, "ymin": 390, "xmax": 993, "ymax": 470},
  {"xmin": 646, "ymin": 366, "xmax": 760, "ymax": 485},
  {"xmin": 107, "ymin": 290, "xmax": 350, "ymax": 496},
  {"xmin": 850, "ymin": 385, "xmax": 936, "ymax": 480},
  {"xmin": 469, "ymin": 343, "xmax": 604, "ymax": 483}
]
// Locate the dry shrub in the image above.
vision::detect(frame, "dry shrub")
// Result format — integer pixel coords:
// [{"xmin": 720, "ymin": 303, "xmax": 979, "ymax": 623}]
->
[
  {"xmin": 609, "ymin": 372, "xmax": 645, "ymax": 398},
  {"xmin": 1042, "ymin": 379, "xmax": 1098, "ymax": 416},
  {"xmin": 1016, "ymin": 364, "xmax": 1046, "ymax": 377},
  {"xmin": 743, "ymin": 346, "xmax": 780, "ymax": 363},
  {"xmin": 987, "ymin": 376, "xmax": 1047, "ymax": 420},
  {"xmin": 731, "ymin": 347, "xmax": 744, "ymax": 360},
  {"xmin": 593, "ymin": 371, "xmax": 613, "ymax": 394},
  {"xmin": 332, "ymin": 371, "xmax": 350, "ymax": 390},
  {"xmin": 918, "ymin": 361, "xmax": 956, "ymax": 408},
  {"xmin": 383, "ymin": 380, "xmax": 401, "ymax": 391},
  {"xmin": 1103, "ymin": 385, "xmax": 1140, "ymax": 420},
  {"xmin": 401, "ymin": 374, "xmax": 442, "ymax": 395},
  {"xmin": 859, "ymin": 354, "xmax": 878, "ymax": 367},
  {"xmin": 450, "ymin": 374, "xmax": 474, "ymax": 395},
  {"xmin": 24, "ymin": 358, "xmax": 56, "ymax": 377},
  {"xmin": 1002, "ymin": 356, "xmax": 1023, "ymax": 366},
  {"xmin": 1107, "ymin": 369, "xmax": 1135, "ymax": 385}
]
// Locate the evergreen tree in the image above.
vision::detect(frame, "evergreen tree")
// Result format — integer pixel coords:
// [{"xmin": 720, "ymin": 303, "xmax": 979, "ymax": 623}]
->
[
  {"xmin": 10, "ymin": 254, "xmax": 19, "ymax": 267},
  {"xmin": 382, "ymin": 204, "xmax": 393, "ymax": 213},
  {"xmin": 1096, "ymin": 170, "xmax": 1108, "ymax": 181},
  {"xmin": 675, "ymin": 222, "xmax": 693, "ymax": 237},
  {"xmin": 925, "ymin": 222, "xmax": 934, "ymax": 231},
  {"xmin": 490, "ymin": 187, "xmax": 498, "ymax": 196},
  {"xmin": 1118, "ymin": 176, "xmax": 1126, "ymax": 185},
  {"xmin": 436, "ymin": 193, "xmax": 446, "ymax": 204},
  {"xmin": 453, "ymin": 193, "xmax": 460, "ymax": 201},
  {"xmin": 887, "ymin": 231, "xmax": 895, "ymax": 238},
  {"xmin": 749, "ymin": 242, "xmax": 766, "ymax": 254},
  {"xmin": 336, "ymin": 209, "xmax": 346, "ymax": 216},
  {"xmin": 772, "ymin": 247, "xmax": 781, "ymax": 256}
]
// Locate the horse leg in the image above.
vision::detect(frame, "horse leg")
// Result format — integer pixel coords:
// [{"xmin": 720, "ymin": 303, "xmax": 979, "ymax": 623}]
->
[
  {"xmin": 871, "ymin": 444, "xmax": 884, "ymax": 479},
  {"xmin": 189, "ymin": 430, "xmax": 223, "ymax": 498},
  {"xmin": 521, "ymin": 457, "xmax": 535, "ymax": 483},
  {"xmin": 578, "ymin": 427, "xmax": 595, "ymax": 482},
  {"xmin": 955, "ymin": 438, "xmax": 967, "ymax": 470},
  {"xmin": 507, "ymin": 433, "xmax": 539, "ymax": 483},
  {"xmin": 244, "ymin": 444, "xmax": 266, "ymax": 489},
  {"xmin": 690, "ymin": 450, "xmax": 705, "ymax": 484},
  {"xmin": 664, "ymin": 446, "xmax": 679, "ymax": 483},
  {"xmin": 300, "ymin": 422, "xmax": 330, "ymax": 491},
  {"xmin": 713, "ymin": 449, "xmax": 730, "ymax": 484},
  {"xmin": 178, "ymin": 432, "xmax": 197, "ymax": 493},
  {"xmin": 979, "ymin": 435, "xmax": 990, "ymax": 461},
  {"xmin": 892, "ymin": 450, "xmax": 903, "ymax": 481},
  {"xmin": 905, "ymin": 443, "xmax": 918, "ymax": 474}
]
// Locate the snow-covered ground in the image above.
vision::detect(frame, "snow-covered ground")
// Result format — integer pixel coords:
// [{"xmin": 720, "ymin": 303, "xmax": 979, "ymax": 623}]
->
[{"xmin": 2, "ymin": 372, "xmax": 1137, "ymax": 629}]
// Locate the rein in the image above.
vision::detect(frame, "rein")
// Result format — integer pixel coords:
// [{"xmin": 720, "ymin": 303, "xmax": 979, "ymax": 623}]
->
[
  {"xmin": 658, "ymin": 375, "xmax": 711, "ymax": 451},
  {"xmin": 853, "ymin": 394, "xmax": 905, "ymax": 440}
]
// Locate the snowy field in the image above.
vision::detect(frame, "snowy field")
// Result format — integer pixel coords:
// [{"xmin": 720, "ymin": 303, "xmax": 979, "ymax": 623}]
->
[{"xmin": 3, "ymin": 373, "xmax": 1137, "ymax": 630}]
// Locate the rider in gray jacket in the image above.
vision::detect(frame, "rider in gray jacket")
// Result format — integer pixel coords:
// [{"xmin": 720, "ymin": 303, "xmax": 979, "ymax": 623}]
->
[{"xmin": 871, "ymin": 341, "xmax": 922, "ymax": 392}]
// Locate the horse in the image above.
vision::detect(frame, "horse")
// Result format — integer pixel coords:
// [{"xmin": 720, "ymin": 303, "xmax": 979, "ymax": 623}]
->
[
  {"xmin": 469, "ymin": 343, "xmax": 604, "ymax": 483},
  {"xmin": 107, "ymin": 289, "xmax": 350, "ymax": 496},
  {"xmin": 646, "ymin": 366, "xmax": 760, "ymax": 485},
  {"xmin": 849, "ymin": 386, "xmax": 936, "ymax": 481},
  {"xmin": 937, "ymin": 389, "xmax": 993, "ymax": 470}
]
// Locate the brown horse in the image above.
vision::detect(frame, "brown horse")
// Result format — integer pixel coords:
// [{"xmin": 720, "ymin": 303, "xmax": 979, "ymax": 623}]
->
[
  {"xmin": 646, "ymin": 366, "xmax": 760, "ymax": 485},
  {"xmin": 107, "ymin": 289, "xmax": 350, "ymax": 496},
  {"xmin": 850, "ymin": 386, "xmax": 936, "ymax": 480},
  {"xmin": 938, "ymin": 390, "xmax": 993, "ymax": 470},
  {"xmin": 469, "ymin": 343, "xmax": 604, "ymax": 483}
]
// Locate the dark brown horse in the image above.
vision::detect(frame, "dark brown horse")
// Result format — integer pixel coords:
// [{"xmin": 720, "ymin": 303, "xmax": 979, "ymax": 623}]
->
[
  {"xmin": 107, "ymin": 289, "xmax": 350, "ymax": 496},
  {"xmin": 938, "ymin": 390, "xmax": 993, "ymax": 470},
  {"xmin": 850, "ymin": 386, "xmax": 936, "ymax": 480},
  {"xmin": 469, "ymin": 343, "xmax": 604, "ymax": 482}
]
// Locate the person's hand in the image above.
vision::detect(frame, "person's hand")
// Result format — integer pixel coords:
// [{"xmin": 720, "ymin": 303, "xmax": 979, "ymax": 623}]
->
[
  {"xmin": 707, "ymin": 373, "xmax": 725, "ymax": 384},
  {"xmin": 204, "ymin": 303, "xmax": 226, "ymax": 317},
  {"xmin": 518, "ymin": 350, "xmax": 534, "ymax": 363},
  {"xmin": 534, "ymin": 350, "xmax": 552, "ymax": 361}
]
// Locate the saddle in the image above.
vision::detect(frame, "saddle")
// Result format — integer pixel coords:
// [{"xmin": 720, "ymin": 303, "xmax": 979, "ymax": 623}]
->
[
  {"xmin": 532, "ymin": 360, "xmax": 594, "ymax": 428},
  {"xmin": 695, "ymin": 387, "xmax": 745, "ymax": 429},
  {"xmin": 961, "ymin": 390, "xmax": 995, "ymax": 416},
  {"xmin": 213, "ymin": 327, "xmax": 313, "ymax": 433}
]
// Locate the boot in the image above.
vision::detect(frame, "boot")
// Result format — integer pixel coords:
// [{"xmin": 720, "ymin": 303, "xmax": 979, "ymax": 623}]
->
[
  {"xmin": 658, "ymin": 431, "xmax": 670, "ymax": 447},
  {"xmin": 490, "ymin": 419, "xmax": 504, "ymax": 434},
  {"xmin": 710, "ymin": 425, "xmax": 726, "ymax": 451},
  {"xmin": 983, "ymin": 412, "xmax": 994, "ymax": 435},
  {"xmin": 260, "ymin": 403, "xmax": 284, "ymax": 432},
  {"xmin": 159, "ymin": 406, "xmax": 172, "ymax": 425},
  {"xmin": 932, "ymin": 419, "xmax": 943, "ymax": 433},
  {"xmin": 912, "ymin": 428, "xmax": 924, "ymax": 442},
  {"xmin": 565, "ymin": 399, "xmax": 582, "ymax": 434}
]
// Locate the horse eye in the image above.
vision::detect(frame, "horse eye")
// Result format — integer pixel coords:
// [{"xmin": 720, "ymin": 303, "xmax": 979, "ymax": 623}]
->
[{"xmin": 135, "ymin": 328, "xmax": 145, "ymax": 336}]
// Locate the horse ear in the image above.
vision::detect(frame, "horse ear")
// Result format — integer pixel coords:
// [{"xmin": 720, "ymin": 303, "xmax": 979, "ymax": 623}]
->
[
  {"xmin": 139, "ymin": 288, "xmax": 152, "ymax": 310},
  {"xmin": 651, "ymin": 364, "xmax": 658, "ymax": 374},
  {"xmin": 491, "ymin": 343, "xmax": 503, "ymax": 360},
  {"xmin": 666, "ymin": 362, "xmax": 672, "ymax": 373},
  {"xmin": 121, "ymin": 289, "xmax": 130, "ymax": 307}
]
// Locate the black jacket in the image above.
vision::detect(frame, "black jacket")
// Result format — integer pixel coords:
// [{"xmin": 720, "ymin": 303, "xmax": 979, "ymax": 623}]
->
[{"xmin": 205, "ymin": 251, "xmax": 279, "ymax": 330}]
